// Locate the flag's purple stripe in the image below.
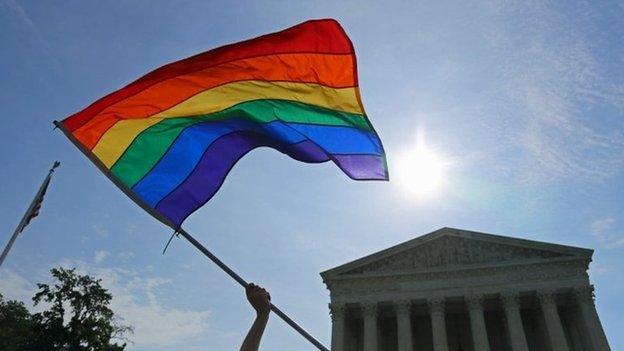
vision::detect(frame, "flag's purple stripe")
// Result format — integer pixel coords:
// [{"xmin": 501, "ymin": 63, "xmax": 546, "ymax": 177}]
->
[
  {"xmin": 332, "ymin": 154, "xmax": 388, "ymax": 180},
  {"xmin": 154, "ymin": 132, "xmax": 331, "ymax": 226}
]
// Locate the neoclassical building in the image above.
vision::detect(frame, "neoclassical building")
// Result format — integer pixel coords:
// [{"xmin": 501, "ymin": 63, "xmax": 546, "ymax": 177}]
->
[{"xmin": 321, "ymin": 228, "xmax": 610, "ymax": 351}]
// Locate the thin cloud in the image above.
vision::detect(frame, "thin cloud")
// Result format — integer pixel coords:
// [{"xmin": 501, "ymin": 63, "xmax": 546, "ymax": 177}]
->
[
  {"xmin": 473, "ymin": 1, "xmax": 624, "ymax": 183},
  {"xmin": 94, "ymin": 250, "xmax": 110, "ymax": 264},
  {"xmin": 1, "ymin": 0, "xmax": 37, "ymax": 31},
  {"xmin": 590, "ymin": 261, "xmax": 610, "ymax": 276},
  {"xmin": 0, "ymin": 0, "xmax": 60, "ymax": 71},
  {"xmin": 590, "ymin": 217, "xmax": 624, "ymax": 249},
  {"xmin": 92, "ymin": 223, "xmax": 110, "ymax": 238},
  {"xmin": 0, "ymin": 269, "xmax": 35, "ymax": 302},
  {"xmin": 118, "ymin": 251, "xmax": 136, "ymax": 261}
]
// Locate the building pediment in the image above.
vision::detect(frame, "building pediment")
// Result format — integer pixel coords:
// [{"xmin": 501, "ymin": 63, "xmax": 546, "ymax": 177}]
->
[{"xmin": 322, "ymin": 227, "xmax": 592, "ymax": 280}]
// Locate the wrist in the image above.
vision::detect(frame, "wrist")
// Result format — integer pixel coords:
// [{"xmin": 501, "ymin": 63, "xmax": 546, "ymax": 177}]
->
[{"xmin": 256, "ymin": 310, "xmax": 270, "ymax": 318}]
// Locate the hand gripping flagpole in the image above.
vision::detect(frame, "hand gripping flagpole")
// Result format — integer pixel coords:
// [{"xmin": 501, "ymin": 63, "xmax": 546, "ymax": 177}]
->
[{"xmin": 176, "ymin": 229, "xmax": 330, "ymax": 351}]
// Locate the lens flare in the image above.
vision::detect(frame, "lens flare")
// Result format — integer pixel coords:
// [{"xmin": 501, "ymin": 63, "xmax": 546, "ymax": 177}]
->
[{"xmin": 395, "ymin": 135, "xmax": 449, "ymax": 198}]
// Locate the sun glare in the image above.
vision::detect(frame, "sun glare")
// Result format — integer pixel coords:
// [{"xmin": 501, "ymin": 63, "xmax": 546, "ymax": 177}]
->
[{"xmin": 396, "ymin": 141, "xmax": 448, "ymax": 198}]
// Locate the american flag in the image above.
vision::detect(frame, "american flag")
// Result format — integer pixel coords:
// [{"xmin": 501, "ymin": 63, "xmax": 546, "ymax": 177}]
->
[{"xmin": 19, "ymin": 161, "xmax": 60, "ymax": 233}]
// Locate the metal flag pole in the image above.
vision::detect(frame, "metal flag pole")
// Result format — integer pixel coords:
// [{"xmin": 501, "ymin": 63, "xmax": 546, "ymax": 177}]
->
[
  {"xmin": 176, "ymin": 229, "xmax": 330, "ymax": 351},
  {"xmin": 0, "ymin": 161, "xmax": 60, "ymax": 268}
]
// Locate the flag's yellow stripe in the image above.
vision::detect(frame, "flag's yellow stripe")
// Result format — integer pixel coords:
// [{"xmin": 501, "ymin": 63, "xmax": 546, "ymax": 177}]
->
[
  {"xmin": 152, "ymin": 80, "xmax": 363, "ymax": 118},
  {"xmin": 92, "ymin": 80, "xmax": 362, "ymax": 168}
]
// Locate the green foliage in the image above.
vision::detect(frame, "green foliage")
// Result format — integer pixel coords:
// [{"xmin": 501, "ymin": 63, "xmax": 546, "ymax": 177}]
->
[
  {"xmin": 0, "ymin": 294, "xmax": 35, "ymax": 351},
  {"xmin": 0, "ymin": 267, "xmax": 132, "ymax": 351}
]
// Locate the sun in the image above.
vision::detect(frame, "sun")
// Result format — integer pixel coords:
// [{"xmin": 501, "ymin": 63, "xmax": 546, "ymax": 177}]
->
[{"xmin": 395, "ymin": 143, "xmax": 448, "ymax": 198}]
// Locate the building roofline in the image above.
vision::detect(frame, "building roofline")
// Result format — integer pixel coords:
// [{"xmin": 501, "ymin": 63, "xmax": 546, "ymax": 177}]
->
[{"xmin": 320, "ymin": 227, "xmax": 593, "ymax": 280}]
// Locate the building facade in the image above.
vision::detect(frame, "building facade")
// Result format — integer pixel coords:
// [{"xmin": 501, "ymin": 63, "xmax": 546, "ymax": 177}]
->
[{"xmin": 321, "ymin": 228, "xmax": 610, "ymax": 351}]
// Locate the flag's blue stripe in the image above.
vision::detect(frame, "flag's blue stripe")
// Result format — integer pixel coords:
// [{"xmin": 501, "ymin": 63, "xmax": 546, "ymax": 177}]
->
[{"xmin": 131, "ymin": 118, "xmax": 382, "ymax": 207}]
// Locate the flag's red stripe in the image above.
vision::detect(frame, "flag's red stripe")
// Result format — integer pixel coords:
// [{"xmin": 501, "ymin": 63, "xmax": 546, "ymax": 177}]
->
[
  {"xmin": 63, "ymin": 19, "xmax": 352, "ymax": 132},
  {"xmin": 73, "ymin": 54, "xmax": 356, "ymax": 150}
]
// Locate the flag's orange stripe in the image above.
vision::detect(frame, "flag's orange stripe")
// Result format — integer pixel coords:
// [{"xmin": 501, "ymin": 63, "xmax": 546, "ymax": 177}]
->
[
  {"xmin": 74, "ymin": 53, "xmax": 355, "ymax": 149},
  {"xmin": 63, "ymin": 19, "xmax": 353, "ymax": 132}
]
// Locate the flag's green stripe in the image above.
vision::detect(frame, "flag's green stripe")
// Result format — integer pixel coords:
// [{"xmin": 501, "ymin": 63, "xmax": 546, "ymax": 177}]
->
[{"xmin": 110, "ymin": 99, "xmax": 371, "ymax": 187}]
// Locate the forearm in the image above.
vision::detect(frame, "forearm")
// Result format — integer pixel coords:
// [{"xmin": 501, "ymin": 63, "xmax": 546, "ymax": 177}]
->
[{"xmin": 240, "ymin": 312, "xmax": 269, "ymax": 351}]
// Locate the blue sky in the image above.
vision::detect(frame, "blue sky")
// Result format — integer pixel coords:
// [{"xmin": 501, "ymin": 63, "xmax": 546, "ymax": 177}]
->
[{"xmin": 1, "ymin": 0, "xmax": 623, "ymax": 350}]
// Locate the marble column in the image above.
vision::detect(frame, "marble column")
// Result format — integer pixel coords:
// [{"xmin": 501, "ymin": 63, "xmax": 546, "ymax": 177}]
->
[
  {"xmin": 394, "ymin": 300, "xmax": 414, "ymax": 351},
  {"xmin": 500, "ymin": 292, "xmax": 529, "ymax": 351},
  {"xmin": 363, "ymin": 302, "xmax": 378, "ymax": 351},
  {"xmin": 537, "ymin": 290, "xmax": 570, "ymax": 351},
  {"xmin": 466, "ymin": 294, "xmax": 490, "ymax": 351},
  {"xmin": 574, "ymin": 286, "xmax": 611, "ymax": 351},
  {"xmin": 329, "ymin": 303, "xmax": 347, "ymax": 351},
  {"xmin": 428, "ymin": 297, "xmax": 449, "ymax": 351},
  {"xmin": 562, "ymin": 307, "xmax": 584, "ymax": 351}
]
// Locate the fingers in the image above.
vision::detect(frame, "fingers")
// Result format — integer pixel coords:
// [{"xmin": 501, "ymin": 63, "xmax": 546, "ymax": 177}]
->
[
  {"xmin": 246, "ymin": 283, "xmax": 270, "ymax": 300},
  {"xmin": 246, "ymin": 283, "xmax": 261, "ymax": 294},
  {"xmin": 246, "ymin": 283, "xmax": 271, "ymax": 315}
]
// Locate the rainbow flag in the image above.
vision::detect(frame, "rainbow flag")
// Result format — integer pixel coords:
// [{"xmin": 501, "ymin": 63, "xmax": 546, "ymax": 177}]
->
[{"xmin": 56, "ymin": 19, "xmax": 387, "ymax": 228}]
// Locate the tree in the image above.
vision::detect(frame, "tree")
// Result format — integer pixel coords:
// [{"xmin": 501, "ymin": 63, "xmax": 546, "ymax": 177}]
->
[
  {"xmin": 0, "ymin": 267, "xmax": 132, "ymax": 351},
  {"xmin": 0, "ymin": 294, "xmax": 34, "ymax": 351}
]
